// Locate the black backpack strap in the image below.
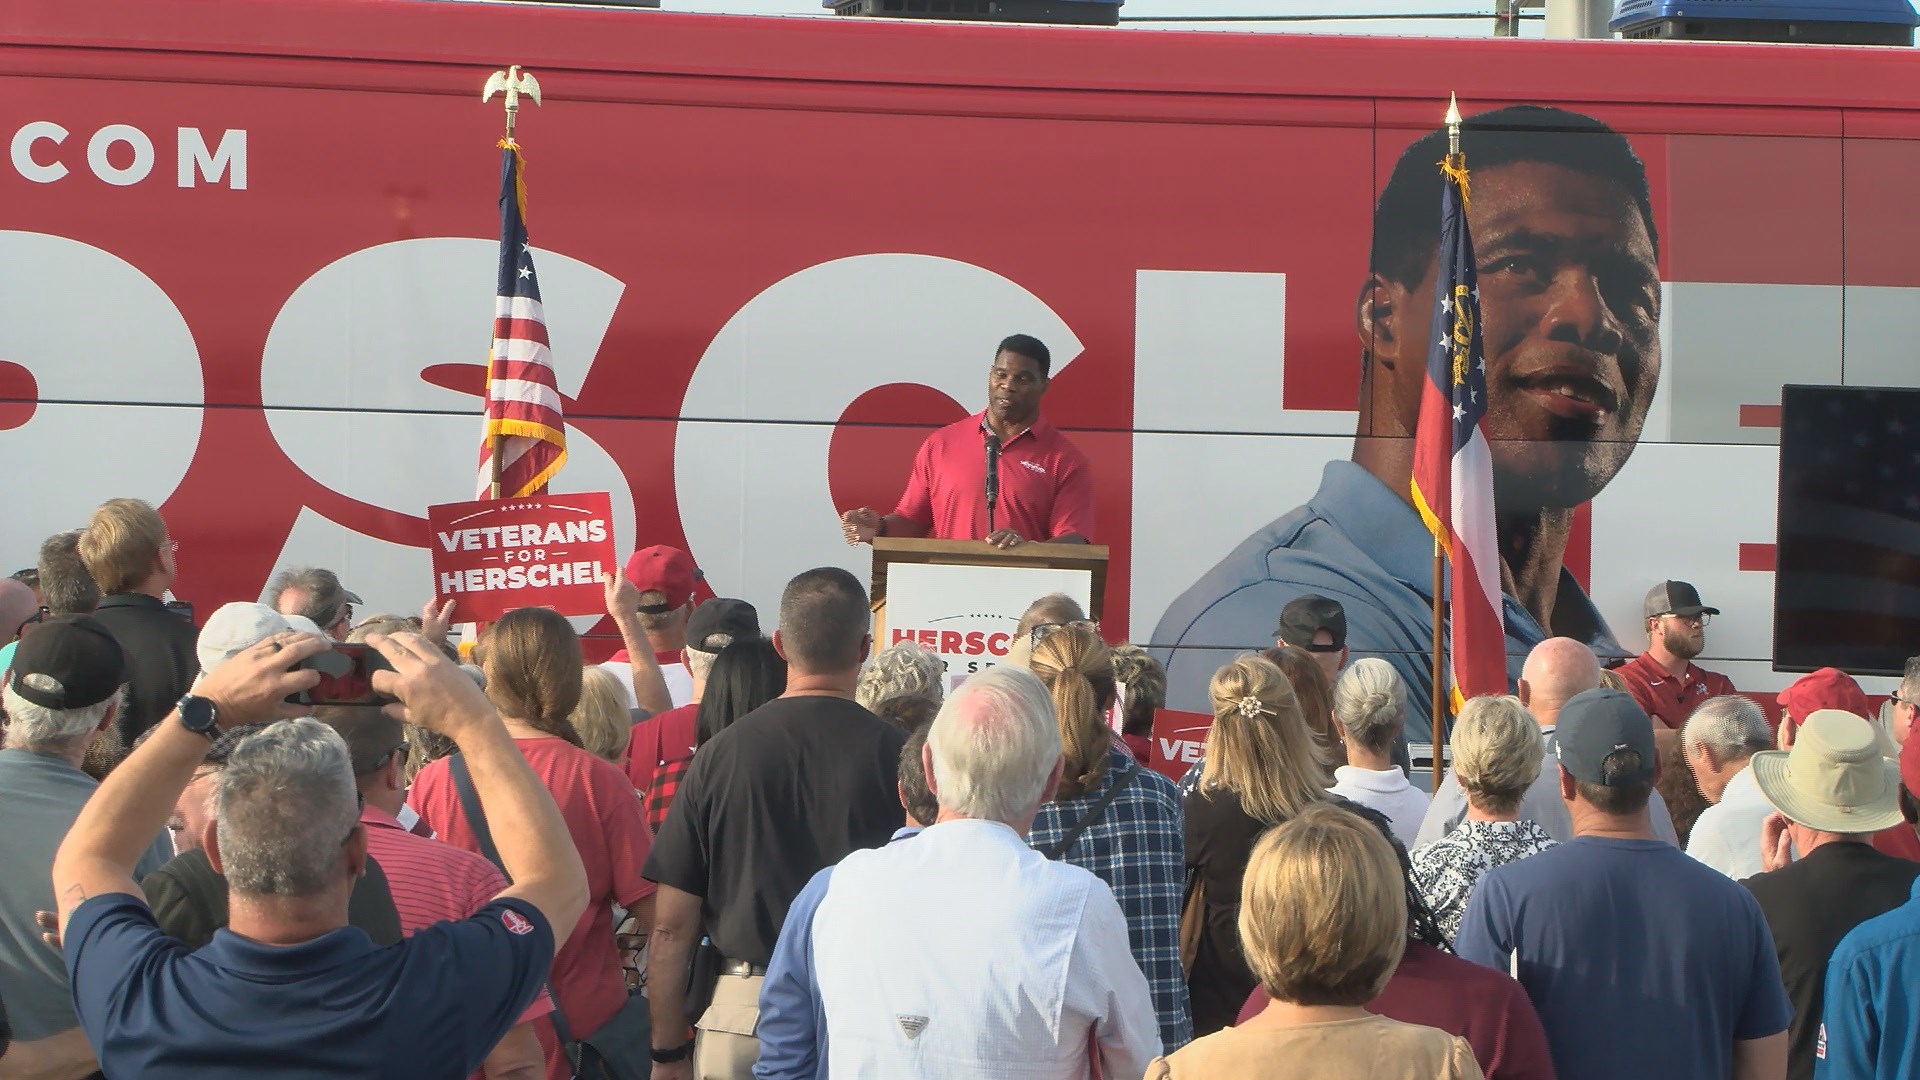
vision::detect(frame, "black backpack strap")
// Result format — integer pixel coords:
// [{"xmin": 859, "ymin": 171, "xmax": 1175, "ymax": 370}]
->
[
  {"xmin": 448, "ymin": 754, "xmax": 580, "ymax": 1053},
  {"xmin": 1042, "ymin": 760, "xmax": 1137, "ymax": 860}
]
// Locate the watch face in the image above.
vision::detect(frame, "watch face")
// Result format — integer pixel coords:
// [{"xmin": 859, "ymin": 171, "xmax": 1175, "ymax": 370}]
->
[{"xmin": 179, "ymin": 696, "xmax": 217, "ymax": 735}]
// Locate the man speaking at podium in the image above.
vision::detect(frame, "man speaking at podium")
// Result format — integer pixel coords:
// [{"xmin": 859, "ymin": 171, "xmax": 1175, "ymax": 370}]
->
[{"xmin": 840, "ymin": 334, "xmax": 1094, "ymax": 550}]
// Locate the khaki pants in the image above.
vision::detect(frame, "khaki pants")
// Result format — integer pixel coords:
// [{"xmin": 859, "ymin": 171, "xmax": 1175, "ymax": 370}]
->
[{"xmin": 693, "ymin": 972, "xmax": 763, "ymax": 1080}]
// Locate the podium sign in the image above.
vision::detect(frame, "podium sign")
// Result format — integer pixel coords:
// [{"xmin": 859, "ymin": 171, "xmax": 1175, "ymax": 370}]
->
[{"xmin": 882, "ymin": 562, "xmax": 1092, "ymax": 688}]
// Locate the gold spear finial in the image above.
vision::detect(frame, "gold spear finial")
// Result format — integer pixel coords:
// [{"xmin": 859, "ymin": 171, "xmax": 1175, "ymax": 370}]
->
[{"xmin": 483, "ymin": 66, "xmax": 543, "ymax": 145}]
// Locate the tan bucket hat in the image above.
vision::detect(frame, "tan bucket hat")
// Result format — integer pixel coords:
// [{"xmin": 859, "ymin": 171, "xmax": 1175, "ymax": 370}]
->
[{"xmin": 1749, "ymin": 709, "xmax": 1903, "ymax": 834}]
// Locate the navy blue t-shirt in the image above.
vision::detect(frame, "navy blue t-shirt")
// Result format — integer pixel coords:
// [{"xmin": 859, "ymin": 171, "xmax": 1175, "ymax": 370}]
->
[
  {"xmin": 66, "ymin": 891, "xmax": 553, "ymax": 1079},
  {"xmin": 1455, "ymin": 836, "xmax": 1791, "ymax": 1080}
]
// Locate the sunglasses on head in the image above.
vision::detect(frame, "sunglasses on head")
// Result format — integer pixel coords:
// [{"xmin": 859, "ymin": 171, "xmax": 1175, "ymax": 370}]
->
[{"xmin": 1030, "ymin": 619, "xmax": 1099, "ymax": 647}]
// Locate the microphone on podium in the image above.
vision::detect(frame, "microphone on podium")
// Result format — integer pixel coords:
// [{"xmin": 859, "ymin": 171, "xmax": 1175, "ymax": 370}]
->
[{"xmin": 984, "ymin": 432, "xmax": 1002, "ymax": 537}]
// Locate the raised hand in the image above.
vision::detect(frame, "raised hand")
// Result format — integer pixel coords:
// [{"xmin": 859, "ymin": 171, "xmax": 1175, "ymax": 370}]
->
[
  {"xmin": 366, "ymin": 631, "xmax": 499, "ymax": 739},
  {"xmin": 197, "ymin": 631, "xmax": 330, "ymax": 727}
]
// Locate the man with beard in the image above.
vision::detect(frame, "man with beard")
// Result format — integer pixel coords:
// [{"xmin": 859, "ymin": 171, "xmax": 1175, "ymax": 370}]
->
[
  {"xmin": 1154, "ymin": 105, "xmax": 1661, "ymax": 729},
  {"xmin": 1617, "ymin": 581, "xmax": 1737, "ymax": 730}
]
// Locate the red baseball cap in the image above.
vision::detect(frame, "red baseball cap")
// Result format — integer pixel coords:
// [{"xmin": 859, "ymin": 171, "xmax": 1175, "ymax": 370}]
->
[
  {"xmin": 623, "ymin": 546, "xmax": 700, "ymax": 613},
  {"xmin": 1777, "ymin": 667, "xmax": 1871, "ymax": 725}
]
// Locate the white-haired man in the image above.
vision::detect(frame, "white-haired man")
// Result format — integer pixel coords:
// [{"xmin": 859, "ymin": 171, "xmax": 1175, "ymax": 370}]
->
[
  {"xmin": 0, "ymin": 615, "xmax": 171, "ymax": 1079},
  {"xmin": 754, "ymin": 665, "xmax": 1160, "ymax": 1080},
  {"xmin": 52, "ymin": 629, "xmax": 589, "ymax": 1078},
  {"xmin": 1683, "ymin": 695, "xmax": 1777, "ymax": 879}
]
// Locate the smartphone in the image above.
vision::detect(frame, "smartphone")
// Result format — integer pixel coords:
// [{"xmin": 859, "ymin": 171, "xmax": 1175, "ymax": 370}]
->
[{"xmin": 291, "ymin": 642, "xmax": 395, "ymax": 707}]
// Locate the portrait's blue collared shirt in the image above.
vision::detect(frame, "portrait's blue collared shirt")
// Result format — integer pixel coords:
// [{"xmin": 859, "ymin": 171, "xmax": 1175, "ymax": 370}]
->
[{"xmin": 1151, "ymin": 460, "xmax": 1623, "ymax": 738}]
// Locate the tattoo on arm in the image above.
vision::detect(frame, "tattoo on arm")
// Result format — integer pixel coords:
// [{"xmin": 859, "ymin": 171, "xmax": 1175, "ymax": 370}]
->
[{"xmin": 62, "ymin": 884, "xmax": 88, "ymax": 909}]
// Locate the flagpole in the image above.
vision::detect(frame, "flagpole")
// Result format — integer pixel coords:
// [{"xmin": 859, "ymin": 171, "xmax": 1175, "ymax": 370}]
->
[
  {"xmin": 1430, "ymin": 93, "xmax": 1464, "ymax": 793},
  {"xmin": 483, "ymin": 65, "xmax": 542, "ymax": 502}
]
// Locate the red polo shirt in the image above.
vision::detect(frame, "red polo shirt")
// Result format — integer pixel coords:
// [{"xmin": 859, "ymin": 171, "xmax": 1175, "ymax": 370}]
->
[
  {"xmin": 892, "ymin": 412, "xmax": 1094, "ymax": 542},
  {"xmin": 360, "ymin": 804, "xmax": 553, "ymax": 1080},
  {"xmin": 1615, "ymin": 653, "xmax": 1738, "ymax": 729}
]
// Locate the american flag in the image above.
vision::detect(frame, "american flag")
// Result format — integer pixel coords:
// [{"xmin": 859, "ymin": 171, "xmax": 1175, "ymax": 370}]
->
[
  {"xmin": 476, "ymin": 142, "xmax": 566, "ymax": 499},
  {"xmin": 1410, "ymin": 154, "xmax": 1507, "ymax": 711}
]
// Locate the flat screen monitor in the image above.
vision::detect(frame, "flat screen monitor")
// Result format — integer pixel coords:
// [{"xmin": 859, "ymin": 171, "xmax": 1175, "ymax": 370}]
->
[{"xmin": 1773, "ymin": 384, "xmax": 1920, "ymax": 676}]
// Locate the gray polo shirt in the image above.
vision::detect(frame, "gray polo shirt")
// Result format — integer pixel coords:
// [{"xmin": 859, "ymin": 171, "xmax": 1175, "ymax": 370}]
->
[{"xmin": 0, "ymin": 748, "xmax": 170, "ymax": 1039}]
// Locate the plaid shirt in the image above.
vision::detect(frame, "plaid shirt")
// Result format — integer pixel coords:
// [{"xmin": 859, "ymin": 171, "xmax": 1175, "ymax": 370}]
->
[
  {"xmin": 1028, "ymin": 745, "xmax": 1192, "ymax": 1052},
  {"xmin": 645, "ymin": 753, "xmax": 693, "ymax": 834}
]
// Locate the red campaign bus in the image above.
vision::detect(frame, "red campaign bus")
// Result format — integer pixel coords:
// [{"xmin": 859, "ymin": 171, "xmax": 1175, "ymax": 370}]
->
[{"xmin": 2, "ymin": 0, "xmax": 1914, "ymax": 738}]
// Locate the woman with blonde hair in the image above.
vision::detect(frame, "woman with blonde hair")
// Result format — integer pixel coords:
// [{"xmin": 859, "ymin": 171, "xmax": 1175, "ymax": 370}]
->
[
  {"xmin": 571, "ymin": 665, "xmax": 634, "ymax": 764},
  {"xmin": 408, "ymin": 607, "xmax": 656, "ymax": 1078},
  {"xmin": 1410, "ymin": 695, "xmax": 1555, "ymax": 942},
  {"xmin": 1184, "ymin": 653, "xmax": 1332, "ymax": 1036},
  {"xmin": 1151, "ymin": 803, "xmax": 1482, "ymax": 1079},
  {"xmin": 1027, "ymin": 622, "xmax": 1193, "ymax": 1051}
]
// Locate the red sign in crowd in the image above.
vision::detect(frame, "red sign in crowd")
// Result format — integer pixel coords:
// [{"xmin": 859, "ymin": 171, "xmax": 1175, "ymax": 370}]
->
[{"xmin": 426, "ymin": 492, "xmax": 617, "ymax": 622}]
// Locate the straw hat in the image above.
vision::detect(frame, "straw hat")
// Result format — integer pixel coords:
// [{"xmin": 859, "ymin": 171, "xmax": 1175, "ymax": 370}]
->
[{"xmin": 1749, "ymin": 709, "xmax": 1903, "ymax": 834}]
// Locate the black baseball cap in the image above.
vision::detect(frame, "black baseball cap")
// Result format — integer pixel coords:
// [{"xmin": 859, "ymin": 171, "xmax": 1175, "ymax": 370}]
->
[
  {"xmin": 7, "ymin": 614, "xmax": 128, "ymax": 710},
  {"xmin": 1274, "ymin": 594, "xmax": 1347, "ymax": 652},
  {"xmin": 1554, "ymin": 688, "xmax": 1656, "ymax": 787},
  {"xmin": 686, "ymin": 598, "xmax": 760, "ymax": 654},
  {"xmin": 1644, "ymin": 580, "xmax": 1719, "ymax": 620}
]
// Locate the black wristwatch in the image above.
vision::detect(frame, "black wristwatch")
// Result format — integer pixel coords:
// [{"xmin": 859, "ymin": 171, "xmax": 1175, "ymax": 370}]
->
[
  {"xmin": 177, "ymin": 695, "xmax": 221, "ymax": 741},
  {"xmin": 650, "ymin": 1038, "xmax": 695, "ymax": 1064}
]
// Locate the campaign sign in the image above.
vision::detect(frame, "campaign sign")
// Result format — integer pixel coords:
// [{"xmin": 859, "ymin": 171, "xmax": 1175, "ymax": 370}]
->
[
  {"xmin": 884, "ymin": 563, "xmax": 1092, "ymax": 691},
  {"xmin": 427, "ymin": 493, "xmax": 615, "ymax": 622},
  {"xmin": 1149, "ymin": 708, "xmax": 1214, "ymax": 782}
]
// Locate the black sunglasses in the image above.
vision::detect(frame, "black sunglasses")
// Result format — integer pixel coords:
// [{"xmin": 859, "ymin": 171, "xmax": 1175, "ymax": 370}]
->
[{"xmin": 13, "ymin": 606, "xmax": 48, "ymax": 640}]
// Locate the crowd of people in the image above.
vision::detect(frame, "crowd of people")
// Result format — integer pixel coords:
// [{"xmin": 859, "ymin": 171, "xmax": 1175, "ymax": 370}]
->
[{"xmin": 1, "ymin": 497, "xmax": 1919, "ymax": 1080}]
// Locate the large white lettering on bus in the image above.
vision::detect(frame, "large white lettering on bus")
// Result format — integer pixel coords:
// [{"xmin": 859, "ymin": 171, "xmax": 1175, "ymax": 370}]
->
[
  {"xmin": 8, "ymin": 123, "xmax": 247, "ymax": 189},
  {"xmin": 0, "ymin": 231, "xmax": 206, "ymax": 562},
  {"xmin": 258, "ymin": 238, "xmax": 636, "ymax": 619}
]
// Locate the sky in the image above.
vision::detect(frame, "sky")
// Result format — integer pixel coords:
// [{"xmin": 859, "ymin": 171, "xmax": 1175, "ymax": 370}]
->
[{"xmin": 657, "ymin": 0, "xmax": 1552, "ymax": 38}]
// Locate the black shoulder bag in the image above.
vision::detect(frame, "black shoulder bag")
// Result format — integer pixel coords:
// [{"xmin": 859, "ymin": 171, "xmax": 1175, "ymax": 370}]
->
[
  {"xmin": 1042, "ymin": 759, "xmax": 1138, "ymax": 860},
  {"xmin": 449, "ymin": 754, "xmax": 653, "ymax": 1080}
]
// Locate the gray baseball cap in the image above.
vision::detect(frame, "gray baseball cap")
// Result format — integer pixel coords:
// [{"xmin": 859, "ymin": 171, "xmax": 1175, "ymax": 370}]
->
[
  {"xmin": 1554, "ymin": 688, "xmax": 1656, "ymax": 787},
  {"xmin": 1644, "ymin": 580, "xmax": 1719, "ymax": 620}
]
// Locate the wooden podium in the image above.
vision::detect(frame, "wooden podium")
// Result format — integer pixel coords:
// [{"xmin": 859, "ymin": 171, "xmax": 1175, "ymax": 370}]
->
[{"xmin": 868, "ymin": 538, "xmax": 1110, "ymax": 661}]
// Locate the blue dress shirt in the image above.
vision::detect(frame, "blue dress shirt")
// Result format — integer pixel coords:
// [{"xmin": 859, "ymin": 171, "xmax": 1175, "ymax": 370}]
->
[
  {"xmin": 1816, "ymin": 877, "xmax": 1920, "ymax": 1078},
  {"xmin": 1151, "ymin": 460, "xmax": 1624, "ymax": 738}
]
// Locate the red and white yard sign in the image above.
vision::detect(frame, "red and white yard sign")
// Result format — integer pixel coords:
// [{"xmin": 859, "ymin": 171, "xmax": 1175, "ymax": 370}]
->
[{"xmin": 427, "ymin": 493, "xmax": 616, "ymax": 622}]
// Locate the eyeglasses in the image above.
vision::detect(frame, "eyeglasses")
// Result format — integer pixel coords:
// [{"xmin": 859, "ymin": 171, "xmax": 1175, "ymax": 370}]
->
[
  {"xmin": 1661, "ymin": 612, "xmax": 1711, "ymax": 627},
  {"xmin": 1894, "ymin": 693, "xmax": 1915, "ymax": 710},
  {"xmin": 13, "ymin": 605, "xmax": 48, "ymax": 640},
  {"xmin": 1030, "ymin": 619, "xmax": 1099, "ymax": 647},
  {"xmin": 370, "ymin": 740, "xmax": 409, "ymax": 772}
]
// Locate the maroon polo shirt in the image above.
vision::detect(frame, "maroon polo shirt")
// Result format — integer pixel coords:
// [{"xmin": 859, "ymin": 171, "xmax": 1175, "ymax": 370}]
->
[
  {"xmin": 1615, "ymin": 653, "xmax": 1738, "ymax": 729},
  {"xmin": 892, "ymin": 412, "xmax": 1094, "ymax": 542},
  {"xmin": 1239, "ymin": 941, "xmax": 1556, "ymax": 1080}
]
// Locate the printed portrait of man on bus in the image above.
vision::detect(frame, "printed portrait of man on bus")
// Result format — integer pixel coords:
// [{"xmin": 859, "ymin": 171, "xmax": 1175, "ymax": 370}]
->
[{"xmin": 1154, "ymin": 105, "xmax": 1662, "ymax": 735}]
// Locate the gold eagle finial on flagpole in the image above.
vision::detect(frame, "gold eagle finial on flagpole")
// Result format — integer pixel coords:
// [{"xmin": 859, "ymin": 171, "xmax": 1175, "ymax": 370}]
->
[{"xmin": 483, "ymin": 66, "xmax": 543, "ymax": 146}]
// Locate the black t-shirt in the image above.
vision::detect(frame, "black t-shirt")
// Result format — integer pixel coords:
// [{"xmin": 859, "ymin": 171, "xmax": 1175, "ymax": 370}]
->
[
  {"xmin": 1744, "ymin": 841, "xmax": 1920, "ymax": 1080},
  {"xmin": 91, "ymin": 593, "xmax": 199, "ymax": 747},
  {"xmin": 643, "ymin": 694, "xmax": 907, "ymax": 966},
  {"xmin": 141, "ymin": 847, "xmax": 405, "ymax": 950}
]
